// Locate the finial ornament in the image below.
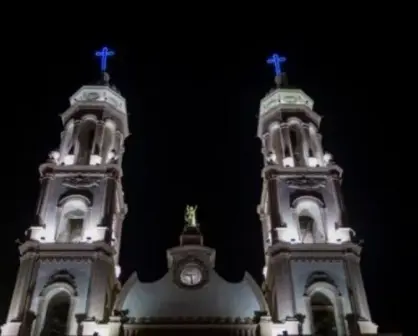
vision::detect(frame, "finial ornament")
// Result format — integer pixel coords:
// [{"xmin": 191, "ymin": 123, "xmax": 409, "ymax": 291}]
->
[
  {"xmin": 102, "ymin": 71, "xmax": 111, "ymax": 85},
  {"xmin": 95, "ymin": 46, "xmax": 115, "ymax": 72},
  {"xmin": 184, "ymin": 205, "xmax": 198, "ymax": 228},
  {"xmin": 267, "ymin": 53, "xmax": 287, "ymax": 87}
]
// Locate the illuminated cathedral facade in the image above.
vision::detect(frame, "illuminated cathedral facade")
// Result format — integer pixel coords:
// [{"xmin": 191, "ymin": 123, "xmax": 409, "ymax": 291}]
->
[{"xmin": 1, "ymin": 53, "xmax": 399, "ymax": 335}]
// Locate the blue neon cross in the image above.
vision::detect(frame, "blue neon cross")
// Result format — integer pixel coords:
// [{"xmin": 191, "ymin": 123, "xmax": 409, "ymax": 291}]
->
[
  {"xmin": 267, "ymin": 53, "xmax": 287, "ymax": 76},
  {"xmin": 95, "ymin": 46, "xmax": 115, "ymax": 72}
]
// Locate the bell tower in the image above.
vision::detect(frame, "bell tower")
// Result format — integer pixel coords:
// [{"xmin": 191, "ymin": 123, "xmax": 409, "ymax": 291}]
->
[
  {"xmin": 257, "ymin": 54, "xmax": 378, "ymax": 335},
  {"xmin": 1, "ymin": 47, "xmax": 129, "ymax": 336}
]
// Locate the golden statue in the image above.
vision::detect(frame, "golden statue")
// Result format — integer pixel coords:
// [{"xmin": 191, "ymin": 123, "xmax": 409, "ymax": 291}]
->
[{"xmin": 184, "ymin": 205, "xmax": 198, "ymax": 227}]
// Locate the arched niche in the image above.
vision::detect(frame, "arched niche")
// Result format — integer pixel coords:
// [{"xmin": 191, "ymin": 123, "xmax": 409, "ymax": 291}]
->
[
  {"xmin": 304, "ymin": 280, "xmax": 345, "ymax": 336},
  {"xmin": 292, "ymin": 196, "xmax": 326, "ymax": 243},
  {"xmin": 56, "ymin": 195, "xmax": 90, "ymax": 243},
  {"xmin": 35, "ymin": 282, "xmax": 77, "ymax": 336}
]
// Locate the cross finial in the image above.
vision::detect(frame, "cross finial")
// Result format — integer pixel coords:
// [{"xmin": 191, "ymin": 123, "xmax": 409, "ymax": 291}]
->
[
  {"xmin": 95, "ymin": 46, "xmax": 115, "ymax": 72},
  {"xmin": 267, "ymin": 53, "xmax": 287, "ymax": 86}
]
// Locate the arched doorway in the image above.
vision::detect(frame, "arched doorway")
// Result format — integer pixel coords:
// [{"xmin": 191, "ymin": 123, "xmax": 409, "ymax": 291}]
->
[
  {"xmin": 310, "ymin": 291, "xmax": 337, "ymax": 335},
  {"xmin": 40, "ymin": 291, "xmax": 70, "ymax": 336}
]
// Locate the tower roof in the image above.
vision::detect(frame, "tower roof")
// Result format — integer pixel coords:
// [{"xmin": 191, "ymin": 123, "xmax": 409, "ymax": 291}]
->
[
  {"xmin": 61, "ymin": 47, "xmax": 130, "ymax": 136},
  {"xmin": 68, "ymin": 82, "xmax": 127, "ymax": 115},
  {"xmin": 260, "ymin": 87, "xmax": 315, "ymax": 115},
  {"xmin": 258, "ymin": 53, "xmax": 321, "ymax": 137},
  {"xmin": 69, "ymin": 46, "xmax": 124, "ymax": 115}
]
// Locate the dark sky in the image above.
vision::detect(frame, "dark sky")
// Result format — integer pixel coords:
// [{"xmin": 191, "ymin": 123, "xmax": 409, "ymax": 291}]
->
[{"xmin": 1, "ymin": 36, "xmax": 401, "ymax": 332}]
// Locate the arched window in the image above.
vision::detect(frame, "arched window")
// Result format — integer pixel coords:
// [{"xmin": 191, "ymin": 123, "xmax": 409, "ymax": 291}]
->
[
  {"xmin": 298, "ymin": 213, "xmax": 315, "ymax": 243},
  {"xmin": 283, "ymin": 127, "xmax": 291, "ymax": 158},
  {"xmin": 56, "ymin": 197, "xmax": 89, "ymax": 243},
  {"xmin": 34, "ymin": 280, "xmax": 77, "ymax": 336},
  {"xmin": 289, "ymin": 126, "xmax": 302, "ymax": 165},
  {"xmin": 76, "ymin": 116, "xmax": 97, "ymax": 165},
  {"xmin": 40, "ymin": 291, "xmax": 70, "ymax": 336},
  {"xmin": 287, "ymin": 119, "xmax": 305, "ymax": 167},
  {"xmin": 293, "ymin": 197, "xmax": 326, "ymax": 243},
  {"xmin": 305, "ymin": 279, "xmax": 344, "ymax": 336}
]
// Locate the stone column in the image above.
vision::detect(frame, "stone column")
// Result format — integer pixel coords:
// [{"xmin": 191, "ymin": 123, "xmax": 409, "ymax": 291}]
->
[
  {"xmin": 269, "ymin": 122, "xmax": 281, "ymax": 165},
  {"xmin": 311, "ymin": 131, "xmax": 324, "ymax": 165},
  {"xmin": 346, "ymin": 255, "xmax": 371, "ymax": 320},
  {"xmin": 272, "ymin": 253, "xmax": 295, "ymax": 321},
  {"xmin": 58, "ymin": 120, "xmax": 74, "ymax": 164},
  {"xmin": 86, "ymin": 256, "xmax": 111, "ymax": 321},
  {"xmin": 6, "ymin": 253, "xmax": 38, "ymax": 322},
  {"xmin": 267, "ymin": 173, "xmax": 282, "ymax": 242},
  {"xmin": 282, "ymin": 125, "xmax": 292, "ymax": 158}
]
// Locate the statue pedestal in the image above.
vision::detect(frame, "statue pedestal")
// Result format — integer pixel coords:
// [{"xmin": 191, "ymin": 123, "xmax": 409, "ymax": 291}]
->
[
  {"xmin": 1, "ymin": 321, "xmax": 22, "ymax": 335},
  {"xmin": 81, "ymin": 320, "xmax": 111, "ymax": 336},
  {"xmin": 358, "ymin": 320, "xmax": 379, "ymax": 334}
]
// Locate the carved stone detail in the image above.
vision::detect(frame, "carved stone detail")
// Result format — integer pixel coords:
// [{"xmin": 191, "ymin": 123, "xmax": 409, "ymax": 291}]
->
[
  {"xmin": 40, "ymin": 257, "xmax": 93, "ymax": 263},
  {"xmin": 305, "ymin": 271, "xmax": 338, "ymax": 291},
  {"xmin": 122, "ymin": 316, "xmax": 256, "ymax": 325},
  {"xmin": 43, "ymin": 269, "xmax": 78, "ymax": 292},
  {"xmin": 62, "ymin": 175, "xmax": 101, "ymax": 188},
  {"xmin": 285, "ymin": 177, "xmax": 326, "ymax": 190}
]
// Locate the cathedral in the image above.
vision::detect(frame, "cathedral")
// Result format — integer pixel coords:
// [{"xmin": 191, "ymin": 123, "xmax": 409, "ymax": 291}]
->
[{"xmin": 0, "ymin": 50, "xmax": 400, "ymax": 336}]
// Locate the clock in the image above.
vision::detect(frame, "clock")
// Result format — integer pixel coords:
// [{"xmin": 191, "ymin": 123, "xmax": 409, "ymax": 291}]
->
[{"xmin": 179, "ymin": 264, "xmax": 203, "ymax": 287}]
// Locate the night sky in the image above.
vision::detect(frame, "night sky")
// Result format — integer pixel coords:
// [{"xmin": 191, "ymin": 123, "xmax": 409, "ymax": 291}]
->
[{"xmin": 1, "ymin": 37, "xmax": 401, "ymax": 333}]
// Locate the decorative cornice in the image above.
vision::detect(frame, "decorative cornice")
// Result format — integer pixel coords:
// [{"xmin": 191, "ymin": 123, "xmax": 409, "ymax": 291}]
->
[
  {"xmin": 62, "ymin": 175, "xmax": 101, "ymax": 188},
  {"xmin": 19, "ymin": 241, "xmax": 116, "ymax": 262},
  {"xmin": 305, "ymin": 271, "xmax": 338, "ymax": 289},
  {"xmin": 118, "ymin": 316, "xmax": 257, "ymax": 325},
  {"xmin": 268, "ymin": 242, "xmax": 362, "ymax": 261},
  {"xmin": 40, "ymin": 256, "xmax": 93, "ymax": 263},
  {"xmin": 262, "ymin": 164, "xmax": 343, "ymax": 179},
  {"xmin": 38, "ymin": 163, "xmax": 123, "ymax": 179},
  {"xmin": 285, "ymin": 177, "xmax": 326, "ymax": 190}
]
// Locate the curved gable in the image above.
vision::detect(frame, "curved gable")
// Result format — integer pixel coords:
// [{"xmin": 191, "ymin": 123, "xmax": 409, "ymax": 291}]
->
[{"xmin": 115, "ymin": 270, "xmax": 268, "ymax": 319}]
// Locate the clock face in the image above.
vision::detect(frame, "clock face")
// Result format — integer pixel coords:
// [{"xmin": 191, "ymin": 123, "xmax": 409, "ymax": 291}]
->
[{"xmin": 180, "ymin": 264, "xmax": 202, "ymax": 286}]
